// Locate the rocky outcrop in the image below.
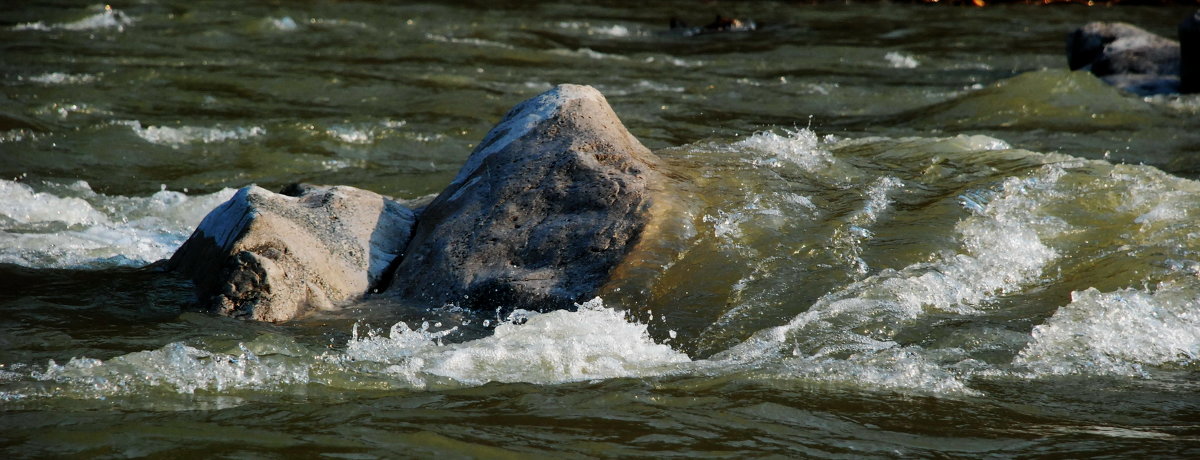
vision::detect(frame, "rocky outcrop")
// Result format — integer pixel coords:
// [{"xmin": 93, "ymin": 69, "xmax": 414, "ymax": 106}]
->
[
  {"xmin": 385, "ymin": 84, "xmax": 673, "ymax": 313},
  {"xmin": 1067, "ymin": 11, "xmax": 1200, "ymax": 95},
  {"xmin": 167, "ymin": 184, "xmax": 415, "ymax": 322},
  {"xmin": 169, "ymin": 84, "xmax": 681, "ymax": 321}
]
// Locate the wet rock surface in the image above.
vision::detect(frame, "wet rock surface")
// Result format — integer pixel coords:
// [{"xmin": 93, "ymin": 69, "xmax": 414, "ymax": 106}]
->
[
  {"xmin": 167, "ymin": 184, "xmax": 415, "ymax": 322},
  {"xmin": 169, "ymin": 84, "xmax": 680, "ymax": 320},
  {"xmin": 386, "ymin": 84, "xmax": 673, "ymax": 313}
]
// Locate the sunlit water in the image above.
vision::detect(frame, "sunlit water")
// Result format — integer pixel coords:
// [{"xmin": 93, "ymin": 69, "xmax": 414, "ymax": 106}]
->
[{"xmin": 3, "ymin": 1, "xmax": 1200, "ymax": 457}]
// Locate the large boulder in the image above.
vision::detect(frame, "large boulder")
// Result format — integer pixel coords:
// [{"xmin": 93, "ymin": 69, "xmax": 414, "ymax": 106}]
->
[
  {"xmin": 167, "ymin": 184, "xmax": 415, "ymax": 322},
  {"xmin": 385, "ymin": 84, "xmax": 675, "ymax": 312},
  {"xmin": 1066, "ymin": 21, "xmax": 1181, "ymax": 95}
]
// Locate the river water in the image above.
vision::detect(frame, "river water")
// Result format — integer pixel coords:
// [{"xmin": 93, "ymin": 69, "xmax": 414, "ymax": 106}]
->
[{"xmin": 3, "ymin": 1, "xmax": 1200, "ymax": 457}]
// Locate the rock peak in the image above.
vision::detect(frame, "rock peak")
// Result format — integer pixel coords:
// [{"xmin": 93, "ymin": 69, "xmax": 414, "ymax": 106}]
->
[{"xmin": 387, "ymin": 84, "xmax": 670, "ymax": 313}]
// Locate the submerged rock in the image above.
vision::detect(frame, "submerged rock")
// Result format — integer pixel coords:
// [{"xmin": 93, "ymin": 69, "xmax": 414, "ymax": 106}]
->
[
  {"xmin": 167, "ymin": 185, "xmax": 415, "ymax": 322},
  {"xmin": 386, "ymin": 84, "xmax": 674, "ymax": 312},
  {"xmin": 1067, "ymin": 11, "xmax": 1200, "ymax": 95}
]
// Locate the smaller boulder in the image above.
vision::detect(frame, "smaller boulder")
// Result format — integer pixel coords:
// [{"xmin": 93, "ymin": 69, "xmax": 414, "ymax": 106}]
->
[{"xmin": 167, "ymin": 184, "xmax": 415, "ymax": 322}]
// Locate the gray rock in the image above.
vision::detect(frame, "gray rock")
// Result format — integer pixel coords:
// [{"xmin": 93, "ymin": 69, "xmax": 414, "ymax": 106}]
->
[
  {"xmin": 386, "ymin": 84, "xmax": 675, "ymax": 312},
  {"xmin": 1066, "ymin": 21, "xmax": 1181, "ymax": 95},
  {"xmin": 167, "ymin": 184, "xmax": 415, "ymax": 322},
  {"xmin": 1181, "ymin": 10, "xmax": 1200, "ymax": 94}
]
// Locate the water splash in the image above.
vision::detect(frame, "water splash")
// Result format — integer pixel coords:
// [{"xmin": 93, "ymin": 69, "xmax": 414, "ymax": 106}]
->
[
  {"xmin": 14, "ymin": 5, "xmax": 133, "ymax": 32},
  {"xmin": 884, "ymin": 51, "xmax": 920, "ymax": 69},
  {"xmin": 831, "ymin": 176, "xmax": 904, "ymax": 275},
  {"xmin": 717, "ymin": 164, "xmax": 1064, "ymax": 366},
  {"xmin": 119, "ymin": 121, "xmax": 266, "ymax": 147},
  {"xmin": 12, "ymin": 299, "xmax": 690, "ymax": 397},
  {"xmin": 0, "ymin": 180, "xmax": 235, "ymax": 268},
  {"xmin": 1016, "ymin": 285, "xmax": 1200, "ymax": 376},
  {"xmin": 336, "ymin": 298, "xmax": 690, "ymax": 387}
]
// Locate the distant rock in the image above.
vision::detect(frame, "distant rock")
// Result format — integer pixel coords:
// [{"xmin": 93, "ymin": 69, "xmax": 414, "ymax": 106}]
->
[
  {"xmin": 386, "ymin": 84, "xmax": 675, "ymax": 313},
  {"xmin": 1067, "ymin": 21, "xmax": 1180, "ymax": 95},
  {"xmin": 1067, "ymin": 11, "xmax": 1200, "ymax": 95},
  {"xmin": 669, "ymin": 15, "xmax": 756, "ymax": 37},
  {"xmin": 167, "ymin": 184, "xmax": 415, "ymax": 322}
]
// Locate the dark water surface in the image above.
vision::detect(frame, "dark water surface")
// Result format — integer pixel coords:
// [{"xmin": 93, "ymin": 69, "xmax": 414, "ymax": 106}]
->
[{"xmin": 3, "ymin": 1, "xmax": 1200, "ymax": 458}]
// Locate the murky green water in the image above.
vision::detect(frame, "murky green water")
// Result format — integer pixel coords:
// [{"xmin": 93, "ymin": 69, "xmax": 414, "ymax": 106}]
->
[{"xmin": 3, "ymin": 1, "xmax": 1200, "ymax": 458}]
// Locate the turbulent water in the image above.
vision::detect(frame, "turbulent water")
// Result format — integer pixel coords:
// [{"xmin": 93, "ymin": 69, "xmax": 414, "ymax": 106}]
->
[{"xmin": 3, "ymin": 1, "xmax": 1200, "ymax": 457}]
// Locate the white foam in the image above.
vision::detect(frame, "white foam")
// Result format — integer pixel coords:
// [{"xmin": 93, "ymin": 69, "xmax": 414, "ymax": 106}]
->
[
  {"xmin": 0, "ymin": 179, "xmax": 235, "ymax": 268},
  {"xmin": 34, "ymin": 339, "xmax": 309, "ymax": 396},
  {"xmin": 718, "ymin": 165, "xmax": 1064, "ymax": 363},
  {"xmin": 15, "ymin": 5, "xmax": 133, "ymax": 32},
  {"xmin": 0, "ymin": 180, "xmax": 109, "ymax": 229},
  {"xmin": 24, "ymin": 299, "xmax": 689, "ymax": 396},
  {"xmin": 326, "ymin": 126, "xmax": 373, "ymax": 144},
  {"xmin": 23, "ymin": 73, "xmax": 98, "ymax": 85},
  {"xmin": 121, "ymin": 121, "xmax": 266, "ymax": 147},
  {"xmin": 884, "ymin": 51, "xmax": 920, "ymax": 69},
  {"xmin": 1016, "ymin": 285, "xmax": 1200, "ymax": 376},
  {"xmin": 340, "ymin": 298, "xmax": 690, "ymax": 387},
  {"xmin": 641, "ymin": 56, "xmax": 704, "ymax": 68},
  {"xmin": 732, "ymin": 128, "xmax": 837, "ymax": 173},
  {"xmin": 556, "ymin": 21, "xmax": 635, "ymax": 38}
]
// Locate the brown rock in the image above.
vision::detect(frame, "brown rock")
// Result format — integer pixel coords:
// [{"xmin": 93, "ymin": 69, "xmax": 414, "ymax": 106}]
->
[
  {"xmin": 386, "ymin": 84, "xmax": 676, "ymax": 312},
  {"xmin": 167, "ymin": 184, "xmax": 415, "ymax": 321}
]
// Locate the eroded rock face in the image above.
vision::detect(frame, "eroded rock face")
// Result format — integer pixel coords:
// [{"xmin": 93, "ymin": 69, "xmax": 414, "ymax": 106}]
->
[
  {"xmin": 167, "ymin": 185, "xmax": 415, "ymax": 322},
  {"xmin": 386, "ymin": 84, "xmax": 672, "ymax": 312}
]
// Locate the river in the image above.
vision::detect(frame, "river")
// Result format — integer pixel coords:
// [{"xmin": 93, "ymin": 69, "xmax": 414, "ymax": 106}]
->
[{"xmin": 2, "ymin": 1, "xmax": 1199, "ymax": 457}]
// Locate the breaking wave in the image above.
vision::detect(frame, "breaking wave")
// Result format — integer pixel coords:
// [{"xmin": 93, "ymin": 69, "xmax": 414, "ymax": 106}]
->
[{"xmin": 0, "ymin": 179, "xmax": 234, "ymax": 268}]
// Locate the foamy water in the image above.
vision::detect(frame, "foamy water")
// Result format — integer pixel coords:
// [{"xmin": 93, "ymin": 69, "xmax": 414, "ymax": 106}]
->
[
  {"xmin": 17, "ymin": 298, "xmax": 687, "ymax": 397},
  {"xmin": 5, "ymin": 130, "xmax": 1198, "ymax": 404},
  {"xmin": 1017, "ymin": 285, "xmax": 1200, "ymax": 376},
  {"xmin": 0, "ymin": 179, "xmax": 234, "ymax": 268},
  {"xmin": 14, "ymin": 5, "xmax": 133, "ymax": 32},
  {"xmin": 120, "ymin": 121, "xmax": 266, "ymax": 147}
]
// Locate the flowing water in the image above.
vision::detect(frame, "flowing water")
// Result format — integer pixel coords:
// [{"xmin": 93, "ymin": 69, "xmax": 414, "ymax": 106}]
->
[{"xmin": 3, "ymin": 1, "xmax": 1200, "ymax": 457}]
